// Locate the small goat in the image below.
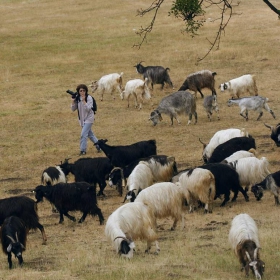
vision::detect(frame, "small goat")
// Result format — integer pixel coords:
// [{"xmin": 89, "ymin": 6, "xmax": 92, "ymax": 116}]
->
[
  {"xmin": 178, "ymin": 70, "xmax": 217, "ymax": 98},
  {"xmin": 203, "ymin": 94, "xmax": 220, "ymax": 121},
  {"xmin": 229, "ymin": 213, "xmax": 265, "ymax": 279},
  {"xmin": 0, "ymin": 216, "xmax": 27, "ymax": 269},
  {"xmin": 149, "ymin": 91, "xmax": 197, "ymax": 126},
  {"xmin": 134, "ymin": 62, "xmax": 174, "ymax": 90},
  {"xmin": 120, "ymin": 78, "xmax": 151, "ymax": 109},
  {"xmin": 105, "ymin": 201, "xmax": 159, "ymax": 258},
  {"xmin": 251, "ymin": 171, "xmax": 280, "ymax": 205},
  {"xmin": 89, "ymin": 72, "xmax": 124, "ymax": 101},
  {"xmin": 227, "ymin": 96, "xmax": 276, "ymax": 121},
  {"xmin": 220, "ymin": 74, "xmax": 258, "ymax": 98}
]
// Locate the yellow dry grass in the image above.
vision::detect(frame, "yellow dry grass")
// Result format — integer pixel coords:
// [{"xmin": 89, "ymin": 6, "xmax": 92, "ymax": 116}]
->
[{"xmin": 0, "ymin": 0, "xmax": 280, "ymax": 279}]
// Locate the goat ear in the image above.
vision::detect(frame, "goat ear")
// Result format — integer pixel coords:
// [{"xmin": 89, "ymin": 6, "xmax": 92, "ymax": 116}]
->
[{"xmin": 7, "ymin": 244, "xmax": 12, "ymax": 253}]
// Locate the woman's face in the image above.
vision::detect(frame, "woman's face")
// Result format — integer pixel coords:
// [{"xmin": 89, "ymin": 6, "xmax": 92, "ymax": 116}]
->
[{"xmin": 79, "ymin": 88, "xmax": 86, "ymax": 98}]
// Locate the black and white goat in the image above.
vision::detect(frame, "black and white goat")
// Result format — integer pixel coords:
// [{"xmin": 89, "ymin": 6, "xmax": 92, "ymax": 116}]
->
[
  {"xmin": 264, "ymin": 123, "xmax": 280, "ymax": 147},
  {"xmin": 134, "ymin": 62, "xmax": 174, "ymax": 90},
  {"xmin": 34, "ymin": 182, "xmax": 104, "ymax": 224},
  {"xmin": 178, "ymin": 70, "xmax": 217, "ymax": 98},
  {"xmin": 105, "ymin": 201, "xmax": 159, "ymax": 258},
  {"xmin": 0, "ymin": 216, "xmax": 27, "ymax": 269},
  {"xmin": 0, "ymin": 196, "xmax": 47, "ymax": 244},
  {"xmin": 227, "ymin": 96, "xmax": 276, "ymax": 121},
  {"xmin": 229, "ymin": 213, "xmax": 265, "ymax": 279},
  {"xmin": 251, "ymin": 171, "xmax": 280, "ymax": 205}
]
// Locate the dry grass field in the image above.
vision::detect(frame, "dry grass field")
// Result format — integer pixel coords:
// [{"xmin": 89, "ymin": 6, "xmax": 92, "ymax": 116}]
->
[{"xmin": 0, "ymin": 0, "xmax": 280, "ymax": 279}]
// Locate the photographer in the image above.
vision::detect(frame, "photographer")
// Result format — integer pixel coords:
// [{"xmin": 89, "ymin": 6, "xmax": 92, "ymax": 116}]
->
[{"xmin": 70, "ymin": 84, "xmax": 101, "ymax": 155}]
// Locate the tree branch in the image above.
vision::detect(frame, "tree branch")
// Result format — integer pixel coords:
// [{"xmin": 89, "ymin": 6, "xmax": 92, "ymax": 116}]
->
[{"xmin": 263, "ymin": 0, "xmax": 280, "ymax": 17}]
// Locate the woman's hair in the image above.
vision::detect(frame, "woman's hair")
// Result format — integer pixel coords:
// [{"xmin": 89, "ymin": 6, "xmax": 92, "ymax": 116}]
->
[{"xmin": 76, "ymin": 84, "xmax": 88, "ymax": 94}]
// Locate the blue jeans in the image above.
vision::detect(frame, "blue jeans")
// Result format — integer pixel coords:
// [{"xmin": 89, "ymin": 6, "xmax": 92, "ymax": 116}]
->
[{"xmin": 80, "ymin": 123, "xmax": 98, "ymax": 152}]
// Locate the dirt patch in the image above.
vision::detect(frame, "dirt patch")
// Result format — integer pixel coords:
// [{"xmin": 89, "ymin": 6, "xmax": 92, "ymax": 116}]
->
[
  {"xmin": 0, "ymin": 177, "xmax": 30, "ymax": 182},
  {"xmin": 6, "ymin": 188, "xmax": 34, "ymax": 196}
]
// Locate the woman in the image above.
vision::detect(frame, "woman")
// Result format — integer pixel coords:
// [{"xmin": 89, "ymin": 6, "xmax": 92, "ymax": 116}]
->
[{"xmin": 71, "ymin": 84, "xmax": 101, "ymax": 155}]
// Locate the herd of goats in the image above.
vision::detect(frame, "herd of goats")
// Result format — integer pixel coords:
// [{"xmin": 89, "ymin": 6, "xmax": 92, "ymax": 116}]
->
[{"xmin": 1, "ymin": 63, "xmax": 280, "ymax": 280}]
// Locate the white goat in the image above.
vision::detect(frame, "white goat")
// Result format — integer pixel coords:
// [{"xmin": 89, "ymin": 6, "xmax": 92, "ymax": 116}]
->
[
  {"xmin": 203, "ymin": 94, "xmax": 220, "ymax": 121},
  {"xmin": 89, "ymin": 72, "xmax": 124, "ymax": 101},
  {"xmin": 120, "ymin": 78, "xmax": 151, "ymax": 109},
  {"xmin": 125, "ymin": 161, "xmax": 154, "ymax": 202},
  {"xmin": 135, "ymin": 182, "xmax": 187, "ymax": 230},
  {"xmin": 178, "ymin": 168, "xmax": 216, "ymax": 213},
  {"xmin": 229, "ymin": 157, "xmax": 270, "ymax": 192},
  {"xmin": 227, "ymin": 96, "xmax": 276, "ymax": 121},
  {"xmin": 199, "ymin": 128, "xmax": 249, "ymax": 163},
  {"xmin": 229, "ymin": 213, "xmax": 265, "ymax": 279},
  {"xmin": 105, "ymin": 201, "xmax": 159, "ymax": 259},
  {"xmin": 221, "ymin": 148, "xmax": 256, "ymax": 164},
  {"xmin": 220, "ymin": 74, "xmax": 258, "ymax": 98}
]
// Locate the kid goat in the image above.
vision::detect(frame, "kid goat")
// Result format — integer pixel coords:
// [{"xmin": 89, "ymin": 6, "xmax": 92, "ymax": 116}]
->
[{"xmin": 227, "ymin": 96, "xmax": 276, "ymax": 121}]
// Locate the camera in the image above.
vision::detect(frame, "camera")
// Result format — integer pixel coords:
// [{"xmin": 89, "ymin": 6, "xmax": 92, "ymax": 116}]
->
[{"xmin": 66, "ymin": 89, "xmax": 79, "ymax": 101}]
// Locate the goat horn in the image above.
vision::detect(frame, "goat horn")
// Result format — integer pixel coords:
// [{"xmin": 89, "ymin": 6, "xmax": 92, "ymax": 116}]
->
[
  {"xmin": 245, "ymin": 251, "xmax": 252, "ymax": 262},
  {"xmin": 199, "ymin": 138, "xmax": 206, "ymax": 145},
  {"xmin": 15, "ymin": 232, "xmax": 19, "ymax": 242},
  {"xmin": 264, "ymin": 123, "xmax": 272, "ymax": 130},
  {"xmin": 6, "ymin": 235, "xmax": 16, "ymax": 243},
  {"xmin": 254, "ymin": 248, "xmax": 259, "ymax": 260},
  {"xmin": 114, "ymin": 236, "xmax": 130, "ymax": 243}
]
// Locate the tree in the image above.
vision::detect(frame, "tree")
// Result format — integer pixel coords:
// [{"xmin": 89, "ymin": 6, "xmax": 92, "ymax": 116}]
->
[{"xmin": 134, "ymin": 0, "xmax": 280, "ymax": 62}]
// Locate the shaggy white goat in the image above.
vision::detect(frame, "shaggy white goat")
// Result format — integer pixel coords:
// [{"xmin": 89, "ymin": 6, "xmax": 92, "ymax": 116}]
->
[
  {"xmin": 199, "ymin": 128, "xmax": 249, "ymax": 163},
  {"xmin": 221, "ymin": 148, "xmax": 256, "ymax": 164},
  {"xmin": 220, "ymin": 74, "xmax": 258, "ymax": 98},
  {"xmin": 105, "ymin": 201, "xmax": 159, "ymax": 259},
  {"xmin": 89, "ymin": 72, "xmax": 123, "ymax": 101},
  {"xmin": 125, "ymin": 161, "xmax": 154, "ymax": 202},
  {"xmin": 227, "ymin": 96, "xmax": 276, "ymax": 121},
  {"xmin": 178, "ymin": 168, "xmax": 216, "ymax": 213},
  {"xmin": 229, "ymin": 213, "xmax": 265, "ymax": 279},
  {"xmin": 135, "ymin": 182, "xmax": 187, "ymax": 230},
  {"xmin": 229, "ymin": 157, "xmax": 270, "ymax": 192},
  {"xmin": 120, "ymin": 78, "xmax": 151, "ymax": 109}
]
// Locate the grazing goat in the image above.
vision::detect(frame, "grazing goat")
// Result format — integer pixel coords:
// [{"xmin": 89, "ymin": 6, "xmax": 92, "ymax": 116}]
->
[
  {"xmin": 105, "ymin": 201, "xmax": 159, "ymax": 258},
  {"xmin": 95, "ymin": 139, "xmax": 157, "ymax": 168},
  {"xmin": 178, "ymin": 70, "xmax": 217, "ymax": 98},
  {"xmin": 264, "ymin": 123, "xmax": 280, "ymax": 147},
  {"xmin": 134, "ymin": 62, "xmax": 174, "ymax": 90},
  {"xmin": 227, "ymin": 96, "xmax": 276, "ymax": 121},
  {"xmin": 108, "ymin": 155, "xmax": 177, "ymax": 197},
  {"xmin": 124, "ymin": 161, "xmax": 154, "ymax": 202},
  {"xmin": 199, "ymin": 163, "xmax": 249, "ymax": 206},
  {"xmin": 59, "ymin": 157, "xmax": 113, "ymax": 196},
  {"xmin": 221, "ymin": 148, "xmax": 256, "ymax": 164},
  {"xmin": 89, "ymin": 72, "xmax": 123, "ymax": 101},
  {"xmin": 208, "ymin": 136, "xmax": 256, "ymax": 163},
  {"xmin": 229, "ymin": 157, "xmax": 270, "ymax": 192},
  {"xmin": 203, "ymin": 94, "xmax": 220, "ymax": 121},
  {"xmin": 199, "ymin": 128, "xmax": 249, "ymax": 163},
  {"xmin": 251, "ymin": 171, "xmax": 280, "ymax": 205},
  {"xmin": 0, "ymin": 196, "xmax": 47, "ymax": 243},
  {"xmin": 0, "ymin": 216, "xmax": 27, "ymax": 269},
  {"xmin": 135, "ymin": 182, "xmax": 187, "ymax": 230},
  {"xmin": 120, "ymin": 78, "xmax": 151, "ymax": 109},
  {"xmin": 34, "ymin": 183, "xmax": 104, "ymax": 225},
  {"xmin": 220, "ymin": 74, "xmax": 258, "ymax": 98},
  {"xmin": 229, "ymin": 213, "xmax": 265, "ymax": 279},
  {"xmin": 178, "ymin": 168, "xmax": 216, "ymax": 213},
  {"xmin": 149, "ymin": 91, "xmax": 197, "ymax": 126}
]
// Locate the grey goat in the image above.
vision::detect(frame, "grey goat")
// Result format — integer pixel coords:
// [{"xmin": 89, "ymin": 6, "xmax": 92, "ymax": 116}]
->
[
  {"xmin": 149, "ymin": 91, "xmax": 197, "ymax": 126},
  {"xmin": 227, "ymin": 96, "xmax": 276, "ymax": 121},
  {"xmin": 203, "ymin": 94, "xmax": 220, "ymax": 121}
]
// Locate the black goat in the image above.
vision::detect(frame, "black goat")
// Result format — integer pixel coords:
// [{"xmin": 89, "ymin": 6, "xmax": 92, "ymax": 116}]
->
[
  {"xmin": 264, "ymin": 123, "xmax": 280, "ymax": 147},
  {"xmin": 0, "ymin": 216, "xmax": 27, "ymax": 269},
  {"xmin": 95, "ymin": 139, "xmax": 157, "ymax": 168},
  {"xmin": 134, "ymin": 62, "xmax": 174, "ymax": 90},
  {"xmin": 59, "ymin": 157, "xmax": 113, "ymax": 196},
  {"xmin": 207, "ymin": 136, "xmax": 256, "ymax": 163},
  {"xmin": 0, "ymin": 196, "xmax": 47, "ymax": 244},
  {"xmin": 34, "ymin": 182, "xmax": 104, "ymax": 224}
]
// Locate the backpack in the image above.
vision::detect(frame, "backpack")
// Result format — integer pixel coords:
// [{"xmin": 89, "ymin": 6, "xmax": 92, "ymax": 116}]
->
[{"xmin": 90, "ymin": 95, "xmax": 97, "ymax": 113}]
